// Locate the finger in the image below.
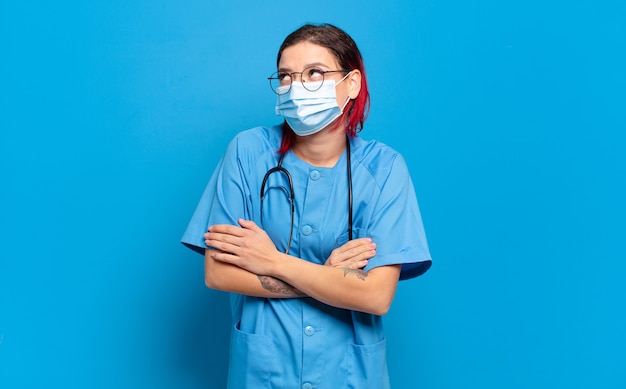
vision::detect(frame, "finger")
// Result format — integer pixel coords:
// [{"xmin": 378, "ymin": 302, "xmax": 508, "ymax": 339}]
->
[
  {"xmin": 358, "ymin": 249, "xmax": 376, "ymax": 262},
  {"xmin": 326, "ymin": 255, "xmax": 340, "ymax": 266},
  {"xmin": 342, "ymin": 242, "xmax": 376, "ymax": 259},
  {"xmin": 238, "ymin": 218, "xmax": 262, "ymax": 232},
  {"xmin": 208, "ymin": 224, "xmax": 246, "ymax": 237},
  {"xmin": 210, "ymin": 251, "xmax": 239, "ymax": 265},
  {"xmin": 205, "ymin": 231, "xmax": 243, "ymax": 250},
  {"xmin": 206, "ymin": 238, "xmax": 240, "ymax": 255},
  {"xmin": 342, "ymin": 248, "xmax": 376, "ymax": 265},
  {"xmin": 206, "ymin": 230, "xmax": 238, "ymax": 242},
  {"xmin": 327, "ymin": 246, "xmax": 376, "ymax": 267},
  {"xmin": 352, "ymin": 247, "xmax": 376, "ymax": 262},
  {"xmin": 347, "ymin": 259, "xmax": 368, "ymax": 269},
  {"xmin": 335, "ymin": 238, "xmax": 373, "ymax": 255}
]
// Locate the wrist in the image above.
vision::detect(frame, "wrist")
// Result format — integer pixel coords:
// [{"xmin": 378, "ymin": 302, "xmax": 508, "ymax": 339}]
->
[{"xmin": 270, "ymin": 252, "xmax": 295, "ymax": 280}]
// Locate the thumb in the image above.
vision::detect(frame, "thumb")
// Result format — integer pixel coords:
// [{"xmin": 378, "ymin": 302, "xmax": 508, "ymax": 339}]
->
[{"xmin": 238, "ymin": 218, "xmax": 261, "ymax": 231}]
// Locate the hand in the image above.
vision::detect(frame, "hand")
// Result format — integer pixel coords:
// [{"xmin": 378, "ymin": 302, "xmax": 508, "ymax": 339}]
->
[
  {"xmin": 204, "ymin": 219, "xmax": 281, "ymax": 276},
  {"xmin": 325, "ymin": 238, "xmax": 376, "ymax": 269}
]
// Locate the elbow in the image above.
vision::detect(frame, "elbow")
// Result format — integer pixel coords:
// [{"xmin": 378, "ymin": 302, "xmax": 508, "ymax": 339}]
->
[
  {"xmin": 204, "ymin": 262, "xmax": 225, "ymax": 290},
  {"xmin": 377, "ymin": 303, "xmax": 392, "ymax": 316},
  {"xmin": 366, "ymin": 282, "xmax": 398, "ymax": 315},
  {"xmin": 204, "ymin": 250, "xmax": 223, "ymax": 290},
  {"xmin": 360, "ymin": 265, "xmax": 401, "ymax": 315},
  {"xmin": 365, "ymin": 294, "xmax": 394, "ymax": 316},
  {"xmin": 204, "ymin": 271, "xmax": 219, "ymax": 289},
  {"xmin": 204, "ymin": 266, "xmax": 218, "ymax": 289},
  {"xmin": 370, "ymin": 301, "xmax": 392, "ymax": 316}
]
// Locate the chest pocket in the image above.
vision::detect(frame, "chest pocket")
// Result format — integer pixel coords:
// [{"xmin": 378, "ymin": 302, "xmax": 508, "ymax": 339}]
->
[{"xmin": 334, "ymin": 227, "xmax": 369, "ymax": 247}]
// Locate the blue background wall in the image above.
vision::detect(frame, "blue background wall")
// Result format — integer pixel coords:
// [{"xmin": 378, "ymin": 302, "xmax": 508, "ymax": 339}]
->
[{"xmin": 1, "ymin": 1, "xmax": 625, "ymax": 388}]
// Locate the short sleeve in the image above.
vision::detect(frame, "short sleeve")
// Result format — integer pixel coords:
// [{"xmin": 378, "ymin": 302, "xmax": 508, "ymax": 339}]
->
[
  {"xmin": 181, "ymin": 137, "xmax": 252, "ymax": 254},
  {"xmin": 365, "ymin": 154, "xmax": 432, "ymax": 280}
]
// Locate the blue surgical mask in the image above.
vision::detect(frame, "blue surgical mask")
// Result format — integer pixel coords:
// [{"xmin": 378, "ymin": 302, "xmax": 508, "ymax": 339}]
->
[{"xmin": 275, "ymin": 74, "xmax": 351, "ymax": 136}]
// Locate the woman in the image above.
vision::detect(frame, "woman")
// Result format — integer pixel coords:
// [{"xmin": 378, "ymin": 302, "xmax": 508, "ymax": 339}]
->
[{"xmin": 182, "ymin": 23, "xmax": 431, "ymax": 388}]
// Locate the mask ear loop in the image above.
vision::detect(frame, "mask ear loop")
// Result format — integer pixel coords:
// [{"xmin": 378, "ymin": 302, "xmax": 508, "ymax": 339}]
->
[
  {"xmin": 336, "ymin": 70, "xmax": 353, "ymax": 86},
  {"xmin": 337, "ymin": 70, "xmax": 354, "ymax": 113},
  {"xmin": 339, "ymin": 96, "xmax": 351, "ymax": 112}
]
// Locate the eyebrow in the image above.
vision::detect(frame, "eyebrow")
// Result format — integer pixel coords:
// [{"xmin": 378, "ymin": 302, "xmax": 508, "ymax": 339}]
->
[{"xmin": 278, "ymin": 62, "xmax": 331, "ymax": 72}]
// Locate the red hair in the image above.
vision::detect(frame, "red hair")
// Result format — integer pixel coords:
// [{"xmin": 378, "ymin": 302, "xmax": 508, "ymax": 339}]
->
[{"xmin": 277, "ymin": 24, "xmax": 370, "ymax": 154}]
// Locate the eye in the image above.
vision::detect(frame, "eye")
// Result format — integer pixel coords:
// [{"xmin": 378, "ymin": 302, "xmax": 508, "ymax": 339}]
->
[
  {"xmin": 277, "ymin": 72, "xmax": 291, "ymax": 85},
  {"xmin": 304, "ymin": 68, "xmax": 324, "ymax": 82}
]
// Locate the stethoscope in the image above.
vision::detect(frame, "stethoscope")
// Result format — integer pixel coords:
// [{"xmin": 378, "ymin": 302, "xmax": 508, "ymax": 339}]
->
[{"xmin": 260, "ymin": 138, "xmax": 353, "ymax": 253}]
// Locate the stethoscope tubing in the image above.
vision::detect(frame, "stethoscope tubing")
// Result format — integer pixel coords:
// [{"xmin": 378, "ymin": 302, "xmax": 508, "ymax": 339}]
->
[
  {"xmin": 260, "ymin": 137, "xmax": 353, "ymax": 253},
  {"xmin": 260, "ymin": 158, "xmax": 295, "ymax": 253}
]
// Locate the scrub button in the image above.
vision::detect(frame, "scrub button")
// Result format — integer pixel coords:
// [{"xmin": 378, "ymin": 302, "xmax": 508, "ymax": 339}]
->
[
  {"xmin": 302, "ymin": 225, "xmax": 312, "ymax": 236},
  {"xmin": 302, "ymin": 383, "xmax": 313, "ymax": 389},
  {"xmin": 304, "ymin": 325, "xmax": 315, "ymax": 336},
  {"xmin": 309, "ymin": 170, "xmax": 320, "ymax": 181}
]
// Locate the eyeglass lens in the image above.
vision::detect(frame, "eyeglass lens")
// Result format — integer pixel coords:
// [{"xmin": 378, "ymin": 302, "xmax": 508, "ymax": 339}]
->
[{"xmin": 269, "ymin": 66, "xmax": 327, "ymax": 94}]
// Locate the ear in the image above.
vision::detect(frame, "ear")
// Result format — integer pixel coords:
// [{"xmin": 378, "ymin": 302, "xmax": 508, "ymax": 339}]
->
[{"xmin": 347, "ymin": 69, "xmax": 362, "ymax": 99}]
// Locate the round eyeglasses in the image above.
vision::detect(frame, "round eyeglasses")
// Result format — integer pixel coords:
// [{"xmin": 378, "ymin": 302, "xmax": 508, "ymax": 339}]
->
[{"xmin": 268, "ymin": 66, "xmax": 350, "ymax": 95}]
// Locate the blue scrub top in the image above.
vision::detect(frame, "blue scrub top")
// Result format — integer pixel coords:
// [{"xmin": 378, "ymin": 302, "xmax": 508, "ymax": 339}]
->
[{"xmin": 182, "ymin": 125, "xmax": 431, "ymax": 388}]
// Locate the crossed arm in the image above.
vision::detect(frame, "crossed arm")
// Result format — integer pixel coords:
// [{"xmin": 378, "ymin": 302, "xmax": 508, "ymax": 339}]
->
[{"xmin": 203, "ymin": 218, "xmax": 402, "ymax": 316}]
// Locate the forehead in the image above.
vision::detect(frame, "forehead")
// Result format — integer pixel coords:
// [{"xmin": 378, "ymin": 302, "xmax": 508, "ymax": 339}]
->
[{"xmin": 278, "ymin": 41, "xmax": 339, "ymax": 70}]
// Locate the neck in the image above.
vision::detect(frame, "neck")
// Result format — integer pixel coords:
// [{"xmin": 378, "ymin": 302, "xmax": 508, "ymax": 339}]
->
[{"xmin": 292, "ymin": 126, "xmax": 347, "ymax": 167}]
